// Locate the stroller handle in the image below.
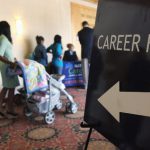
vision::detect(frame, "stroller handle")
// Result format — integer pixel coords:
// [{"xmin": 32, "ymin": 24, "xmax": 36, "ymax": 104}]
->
[{"xmin": 46, "ymin": 72, "xmax": 51, "ymax": 80}]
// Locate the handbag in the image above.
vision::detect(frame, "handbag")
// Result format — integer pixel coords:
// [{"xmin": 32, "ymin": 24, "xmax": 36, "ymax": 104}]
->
[{"xmin": 6, "ymin": 65, "xmax": 22, "ymax": 77}]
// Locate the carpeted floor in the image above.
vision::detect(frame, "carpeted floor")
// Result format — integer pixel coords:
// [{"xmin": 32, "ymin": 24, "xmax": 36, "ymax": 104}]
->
[{"xmin": 0, "ymin": 88, "xmax": 116, "ymax": 150}]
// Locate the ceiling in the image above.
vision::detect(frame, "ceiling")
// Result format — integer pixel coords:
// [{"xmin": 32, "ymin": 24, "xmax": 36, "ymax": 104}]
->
[{"xmin": 85, "ymin": 0, "xmax": 98, "ymax": 4}]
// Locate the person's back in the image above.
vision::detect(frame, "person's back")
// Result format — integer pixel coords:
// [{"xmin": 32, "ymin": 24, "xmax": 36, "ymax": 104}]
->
[
  {"xmin": 78, "ymin": 21, "xmax": 94, "ymax": 89},
  {"xmin": 78, "ymin": 24, "xmax": 93, "ymax": 60},
  {"xmin": 34, "ymin": 44, "xmax": 45, "ymax": 59},
  {"xmin": 47, "ymin": 35, "xmax": 63, "ymax": 75},
  {"xmin": 34, "ymin": 36, "xmax": 48, "ymax": 67},
  {"xmin": 49, "ymin": 43, "xmax": 63, "ymax": 67}
]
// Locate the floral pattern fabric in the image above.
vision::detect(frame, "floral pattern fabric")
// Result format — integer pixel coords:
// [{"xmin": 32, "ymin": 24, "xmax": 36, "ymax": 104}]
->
[{"xmin": 19, "ymin": 60, "xmax": 48, "ymax": 94}]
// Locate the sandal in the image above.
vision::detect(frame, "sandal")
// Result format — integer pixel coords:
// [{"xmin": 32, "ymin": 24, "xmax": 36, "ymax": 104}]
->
[
  {"xmin": 0, "ymin": 111, "xmax": 7, "ymax": 118},
  {"xmin": 0, "ymin": 112, "xmax": 5, "ymax": 119},
  {"xmin": 6, "ymin": 112, "xmax": 18, "ymax": 119}
]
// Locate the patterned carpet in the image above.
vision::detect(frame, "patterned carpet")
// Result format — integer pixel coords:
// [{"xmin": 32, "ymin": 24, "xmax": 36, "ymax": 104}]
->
[{"xmin": 0, "ymin": 88, "xmax": 117, "ymax": 150}]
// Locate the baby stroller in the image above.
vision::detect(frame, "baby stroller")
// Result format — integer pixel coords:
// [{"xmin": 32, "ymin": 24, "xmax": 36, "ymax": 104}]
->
[{"xmin": 7, "ymin": 60, "xmax": 78, "ymax": 124}]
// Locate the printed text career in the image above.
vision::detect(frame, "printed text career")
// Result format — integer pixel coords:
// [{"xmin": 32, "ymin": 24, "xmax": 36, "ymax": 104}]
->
[{"xmin": 97, "ymin": 34, "xmax": 150, "ymax": 52}]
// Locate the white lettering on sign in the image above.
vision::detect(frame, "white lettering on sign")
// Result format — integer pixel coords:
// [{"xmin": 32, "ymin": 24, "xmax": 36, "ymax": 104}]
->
[
  {"xmin": 124, "ymin": 34, "xmax": 132, "ymax": 51},
  {"xmin": 110, "ymin": 35, "xmax": 117, "ymax": 50},
  {"xmin": 117, "ymin": 35, "xmax": 124, "ymax": 51},
  {"xmin": 96, "ymin": 34, "xmax": 150, "ymax": 52},
  {"xmin": 131, "ymin": 34, "xmax": 141, "ymax": 52},
  {"xmin": 97, "ymin": 35, "xmax": 103, "ymax": 49},
  {"xmin": 103, "ymin": 35, "xmax": 109, "ymax": 49},
  {"xmin": 146, "ymin": 34, "xmax": 150, "ymax": 53}
]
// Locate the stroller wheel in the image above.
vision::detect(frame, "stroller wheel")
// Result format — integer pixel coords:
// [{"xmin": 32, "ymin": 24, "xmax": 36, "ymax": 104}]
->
[
  {"xmin": 70, "ymin": 103, "xmax": 78, "ymax": 114},
  {"xmin": 24, "ymin": 106, "xmax": 32, "ymax": 117},
  {"xmin": 45, "ymin": 111, "xmax": 55, "ymax": 124},
  {"xmin": 66, "ymin": 102, "xmax": 78, "ymax": 114},
  {"xmin": 55, "ymin": 101, "xmax": 63, "ymax": 110}
]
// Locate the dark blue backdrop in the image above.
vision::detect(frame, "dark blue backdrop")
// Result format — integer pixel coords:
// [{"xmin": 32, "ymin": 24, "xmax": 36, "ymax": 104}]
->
[{"xmin": 62, "ymin": 61, "xmax": 84, "ymax": 87}]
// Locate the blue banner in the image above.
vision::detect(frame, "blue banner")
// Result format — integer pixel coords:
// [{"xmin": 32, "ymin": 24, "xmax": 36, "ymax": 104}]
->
[{"xmin": 62, "ymin": 61, "xmax": 84, "ymax": 87}]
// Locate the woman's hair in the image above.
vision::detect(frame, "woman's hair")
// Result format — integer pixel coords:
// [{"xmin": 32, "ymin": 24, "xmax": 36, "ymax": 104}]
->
[
  {"xmin": 0, "ymin": 21, "xmax": 12, "ymax": 43},
  {"xmin": 36, "ymin": 35, "xmax": 44, "ymax": 45},
  {"xmin": 54, "ymin": 35, "xmax": 62, "ymax": 44},
  {"xmin": 67, "ymin": 43, "xmax": 74, "ymax": 49}
]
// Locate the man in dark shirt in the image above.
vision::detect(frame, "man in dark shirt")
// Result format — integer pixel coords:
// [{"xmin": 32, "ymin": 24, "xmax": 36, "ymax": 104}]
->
[{"xmin": 78, "ymin": 21, "xmax": 94, "ymax": 89}]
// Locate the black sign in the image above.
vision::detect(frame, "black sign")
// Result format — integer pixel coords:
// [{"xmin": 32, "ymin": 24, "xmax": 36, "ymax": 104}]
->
[{"xmin": 84, "ymin": 0, "xmax": 150, "ymax": 149}]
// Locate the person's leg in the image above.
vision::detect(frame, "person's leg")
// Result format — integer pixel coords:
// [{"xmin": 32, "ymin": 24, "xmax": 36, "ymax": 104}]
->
[
  {"xmin": 0, "ymin": 88, "xmax": 8, "ymax": 117},
  {"xmin": 57, "ymin": 67, "xmax": 63, "ymax": 75},
  {"xmin": 84, "ymin": 59, "xmax": 89, "ymax": 89},
  {"xmin": 6, "ymin": 88, "xmax": 16, "ymax": 113},
  {"xmin": 5, "ymin": 88, "xmax": 18, "ymax": 119},
  {"xmin": 51, "ymin": 64, "xmax": 55, "ymax": 74},
  {"xmin": 0, "ymin": 88, "xmax": 7, "ymax": 111},
  {"xmin": 1, "ymin": 88, "xmax": 8, "ymax": 108},
  {"xmin": 53, "ymin": 66, "xmax": 57, "ymax": 74},
  {"xmin": 54, "ymin": 66, "xmax": 63, "ymax": 75},
  {"xmin": 81, "ymin": 58, "xmax": 89, "ymax": 89}
]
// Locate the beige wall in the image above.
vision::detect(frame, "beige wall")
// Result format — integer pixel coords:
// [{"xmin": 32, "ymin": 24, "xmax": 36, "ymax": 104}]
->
[
  {"xmin": 71, "ymin": 2, "xmax": 96, "ymax": 58},
  {"xmin": 0, "ymin": 0, "xmax": 71, "ymax": 60},
  {"xmin": 0, "ymin": 0, "xmax": 96, "ymax": 60},
  {"xmin": 0, "ymin": 0, "xmax": 97, "ymax": 86}
]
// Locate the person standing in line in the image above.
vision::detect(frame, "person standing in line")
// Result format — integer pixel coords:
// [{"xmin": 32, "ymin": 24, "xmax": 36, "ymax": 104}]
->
[
  {"xmin": 78, "ymin": 21, "xmax": 94, "ymax": 89},
  {"xmin": 0, "ymin": 21, "xmax": 20, "ymax": 119},
  {"xmin": 47, "ymin": 35, "xmax": 63, "ymax": 74},
  {"xmin": 34, "ymin": 36, "xmax": 48, "ymax": 67}
]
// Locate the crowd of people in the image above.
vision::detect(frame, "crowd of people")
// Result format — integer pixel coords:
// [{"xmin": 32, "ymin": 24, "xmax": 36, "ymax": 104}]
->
[
  {"xmin": 30, "ymin": 34, "xmax": 78, "ymax": 75},
  {"xmin": 0, "ymin": 20, "xmax": 93, "ymax": 119},
  {"xmin": 29, "ymin": 21, "xmax": 93, "ymax": 80}
]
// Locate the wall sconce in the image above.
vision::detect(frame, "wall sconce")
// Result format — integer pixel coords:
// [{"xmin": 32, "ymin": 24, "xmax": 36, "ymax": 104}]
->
[{"xmin": 16, "ymin": 18, "xmax": 23, "ymax": 35}]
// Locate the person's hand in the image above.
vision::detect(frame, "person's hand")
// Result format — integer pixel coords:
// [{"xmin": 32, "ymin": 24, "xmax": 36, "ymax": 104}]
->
[
  {"xmin": 14, "ymin": 58, "xmax": 17, "ymax": 62},
  {"xmin": 10, "ymin": 61, "xmax": 17, "ymax": 69},
  {"xmin": 11, "ymin": 58, "xmax": 18, "ymax": 68}
]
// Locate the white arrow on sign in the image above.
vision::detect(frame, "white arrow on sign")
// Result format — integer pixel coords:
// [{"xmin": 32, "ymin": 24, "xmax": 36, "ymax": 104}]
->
[{"xmin": 98, "ymin": 82, "xmax": 150, "ymax": 122}]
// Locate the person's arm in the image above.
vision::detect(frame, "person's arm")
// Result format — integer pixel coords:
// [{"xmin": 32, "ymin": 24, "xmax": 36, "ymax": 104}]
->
[
  {"xmin": 31, "ymin": 52, "xmax": 35, "ymax": 60},
  {"xmin": 63, "ymin": 51, "xmax": 67, "ymax": 61},
  {"xmin": 74, "ymin": 51, "xmax": 78, "ymax": 61},
  {"xmin": 73, "ymin": 51, "xmax": 78, "ymax": 61},
  {"xmin": 77, "ymin": 31, "xmax": 82, "ymax": 44},
  {"xmin": 0, "ymin": 56, "xmax": 15, "ymax": 66},
  {"xmin": 41, "ymin": 47, "xmax": 47, "ymax": 59},
  {"xmin": 41, "ymin": 48, "xmax": 48, "ymax": 65},
  {"xmin": 47, "ymin": 45, "xmax": 52, "ymax": 53},
  {"xmin": 0, "ymin": 38, "xmax": 15, "ymax": 66}
]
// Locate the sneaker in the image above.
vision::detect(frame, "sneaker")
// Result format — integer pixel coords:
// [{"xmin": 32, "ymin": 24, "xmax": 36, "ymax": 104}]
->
[{"xmin": 25, "ymin": 111, "xmax": 32, "ymax": 117}]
